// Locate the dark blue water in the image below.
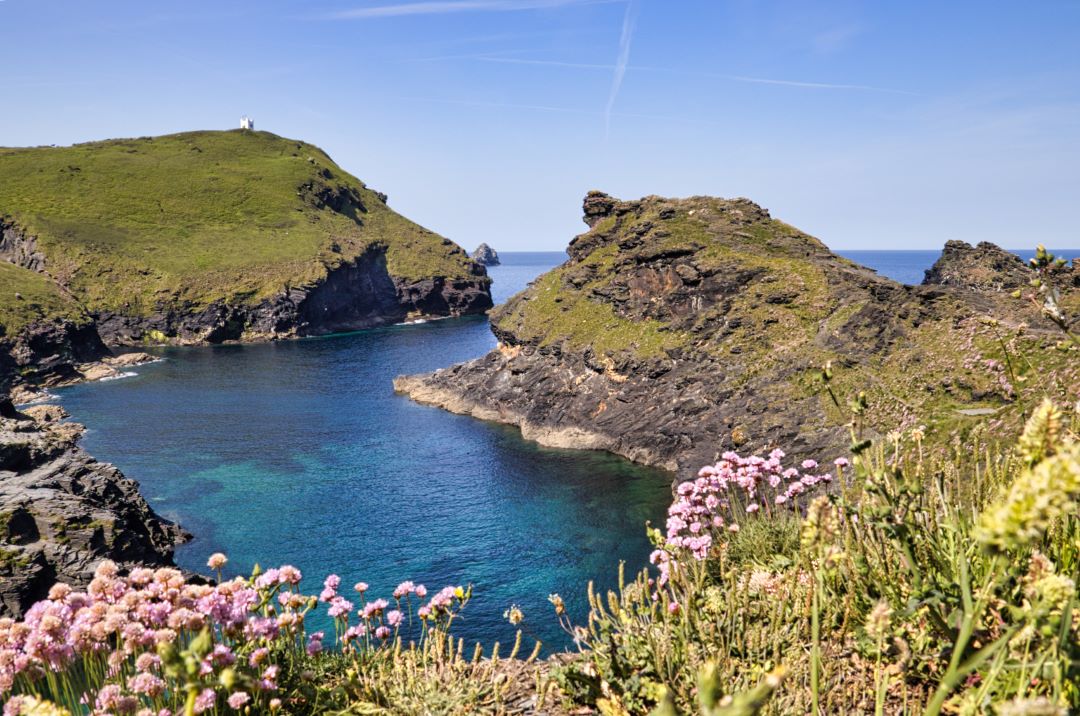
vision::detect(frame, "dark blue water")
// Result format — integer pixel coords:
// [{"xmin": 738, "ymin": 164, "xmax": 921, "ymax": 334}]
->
[
  {"xmin": 52, "ymin": 247, "xmax": 1075, "ymax": 649},
  {"xmin": 838, "ymin": 249, "xmax": 1078, "ymax": 286}
]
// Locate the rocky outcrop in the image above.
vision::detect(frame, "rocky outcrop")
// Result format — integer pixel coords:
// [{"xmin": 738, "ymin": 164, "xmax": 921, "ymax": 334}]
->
[
  {"xmin": 90, "ymin": 246, "xmax": 493, "ymax": 346},
  {"xmin": 397, "ymin": 193, "xmax": 1077, "ymax": 477},
  {"xmin": 0, "ymin": 319, "xmax": 109, "ymax": 394},
  {"xmin": 0, "ymin": 406, "xmax": 187, "ymax": 617},
  {"xmin": 922, "ymin": 240, "xmax": 1031, "ymax": 292},
  {"xmin": 0, "ymin": 221, "xmax": 47, "ymax": 273},
  {"xmin": 472, "ymin": 243, "xmax": 501, "ymax": 266}
]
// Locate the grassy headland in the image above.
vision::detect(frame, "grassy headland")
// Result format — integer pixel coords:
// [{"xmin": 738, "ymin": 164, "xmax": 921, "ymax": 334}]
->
[{"xmin": 0, "ymin": 130, "xmax": 484, "ymax": 317}]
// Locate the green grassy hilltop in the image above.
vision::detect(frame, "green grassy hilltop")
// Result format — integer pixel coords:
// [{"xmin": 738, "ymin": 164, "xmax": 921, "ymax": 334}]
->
[{"xmin": 0, "ymin": 130, "xmax": 482, "ymax": 316}]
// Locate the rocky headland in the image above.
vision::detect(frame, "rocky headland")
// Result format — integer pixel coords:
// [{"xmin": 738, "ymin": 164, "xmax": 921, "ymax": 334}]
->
[
  {"xmin": 396, "ymin": 192, "xmax": 1078, "ymax": 476},
  {"xmin": 0, "ymin": 130, "xmax": 493, "ymax": 394},
  {"xmin": 0, "ymin": 398, "xmax": 186, "ymax": 617}
]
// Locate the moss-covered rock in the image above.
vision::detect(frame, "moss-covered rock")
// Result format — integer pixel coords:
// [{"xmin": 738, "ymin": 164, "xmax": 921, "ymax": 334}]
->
[{"xmin": 397, "ymin": 192, "xmax": 1079, "ymax": 475}]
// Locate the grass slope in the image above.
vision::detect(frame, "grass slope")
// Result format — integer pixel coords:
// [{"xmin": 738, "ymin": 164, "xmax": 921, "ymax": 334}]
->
[
  {"xmin": 0, "ymin": 130, "xmax": 482, "ymax": 315},
  {"xmin": 0, "ymin": 263, "xmax": 89, "ymax": 336}
]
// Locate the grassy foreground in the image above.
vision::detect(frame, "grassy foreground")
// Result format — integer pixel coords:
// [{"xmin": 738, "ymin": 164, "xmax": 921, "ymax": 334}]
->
[{"xmin": 0, "ymin": 130, "xmax": 483, "ymax": 316}]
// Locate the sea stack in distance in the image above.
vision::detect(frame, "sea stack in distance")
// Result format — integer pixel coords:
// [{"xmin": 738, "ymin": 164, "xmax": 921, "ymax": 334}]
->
[{"xmin": 472, "ymin": 243, "xmax": 501, "ymax": 266}]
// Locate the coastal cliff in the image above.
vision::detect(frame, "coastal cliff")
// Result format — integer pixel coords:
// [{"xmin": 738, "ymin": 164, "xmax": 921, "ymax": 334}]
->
[
  {"xmin": 0, "ymin": 400, "xmax": 186, "ymax": 617},
  {"xmin": 0, "ymin": 130, "xmax": 492, "ymax": 387},
  {"xmin": 396, "ymin": 192, "xmax": 1078, "ymax": 475}
]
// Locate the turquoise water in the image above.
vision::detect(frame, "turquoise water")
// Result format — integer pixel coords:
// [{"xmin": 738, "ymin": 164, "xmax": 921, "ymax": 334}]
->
[
  {"xmin": 56, "ymin": 252, "xmax": 671, "ymax": 649},
  {"xmin": 52, "ymin": 247, "xmax": 1075, "ymax": 648}
]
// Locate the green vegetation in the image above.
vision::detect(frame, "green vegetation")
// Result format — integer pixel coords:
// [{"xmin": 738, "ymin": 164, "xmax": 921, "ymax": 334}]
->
[
  {"xmin": 0, "ymin": 130, "xmax": 483, "ymax": 316},
  {"xmin": 0, "ymin": 263, "xmax": 89, "ymax": 335}
]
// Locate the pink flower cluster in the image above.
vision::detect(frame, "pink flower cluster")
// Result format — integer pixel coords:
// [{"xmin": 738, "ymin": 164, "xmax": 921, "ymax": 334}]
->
[
  {"xmin": 320, "ymin": 576, "xmax": 465, "ymax": 651},
  {"xmin": 0, "ymin": 559, "xmax": 305, "ymax": 714},
  {"xmin": 650, "ymin": 449, "xmax": 842, "ymax": 585}
]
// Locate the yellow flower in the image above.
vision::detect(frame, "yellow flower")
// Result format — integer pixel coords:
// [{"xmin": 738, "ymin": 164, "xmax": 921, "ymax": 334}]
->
[{"xmin": 976, "ymin": 443, "xmax": 1080, "ymax": 554}]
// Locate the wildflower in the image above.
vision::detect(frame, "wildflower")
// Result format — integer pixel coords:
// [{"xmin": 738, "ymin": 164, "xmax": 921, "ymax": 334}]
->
[
  {"xmin": 1017, "ymin": 398, "xmax": 1063, "ymax": 466},
  {"xmin": 5, "ymin": 697, "xmax": 72, "ymax": 716},
  {"xmin": 548, "ymin": 593, "xmax": 565, "ymax": 616},
  {"xmin": 362, "ymin": 598, "xmax": 389, "ymax": 619},
  {"xmin": 227, "ymin": 692, "xmax": 250, "ymax": 710},
  {"xmin": 269, "ymin": 699, "xmax": 282, "ymax": 712},
  {"xmin": 327, "ymin": 596, "xmax": 353, "ymax": 619},
  {"xmin": 319, "ymin": 574, "xmax": 340, "ymax": 602},
  {"xmin": 667, "ymin": 601, "xmax": 680, "ymax": 615},
  {"xmin": 801, "ymin": 496, "xmax": 843, "ymax": 568},
  {"xmin": 375, "ymin": 626, "xmax": 391, "ymax": 640},
  {"xmin": 135, "ymin": 653, "xmax": 161, "ymax": 672},
  {"xmin": 994, "ymin": 697, "xmax": 1067, "ymax": 716},
  {"xmin": 193, "ymin": 688, "xmax": 216, "ymax": 714},
  {"xmin": 393, "ymin": 581, "xmax": 415, "ymax": 598},
  {"xmin": 260, "ymin": 664, "xmax": 279, "ymax": 691},
  {"xmin": 865, "ymin": 601, "xmax": 893, "ymax": 642},
  {"xmin": 414, "ymin": 584, "xmax": 427, "ymax": 598},
  {"xmin": 249, "ymin": 647, "xmax": 270, "ymax": 667},
  {"xmin": 207, "ymin": 553, "xmax": 228, "ymax": 570},
  {"xmin": 277, "ymin": 565, "xmax": 302, "ymax": 584},
  {"xmin": 353, "ymin": 582, "xmax": 369, "ymax": 594},
  {"xmin": 130, "ymin": 672, "xmax": 166, "ymax": 697},
  {"xmin": 504, "ymin": 605, "xmax": 524, "ymax": 625},
  {"xmin": 386, "ymin": 609, "xmax": 403, "ymax": 628},
  {"xmin": 833, "ymin": 457, "xmax": 849, "ymax": 468},
  {"xmin": 976, "ymin": 443, "xmax": 1080, "ymax": 554}
]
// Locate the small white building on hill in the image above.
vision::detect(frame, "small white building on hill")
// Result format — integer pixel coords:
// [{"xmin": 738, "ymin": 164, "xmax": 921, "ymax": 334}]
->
[{"xmin": 240, "ymin": 116, "xmax": 254, "ymax": 130}]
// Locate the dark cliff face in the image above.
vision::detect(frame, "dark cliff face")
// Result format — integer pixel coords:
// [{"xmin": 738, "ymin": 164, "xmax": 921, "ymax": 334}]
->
[
  {"xmin": 0, "ymin": 410, "xmax": 187, "ymax": 617},
  {"xmin": 397, "ymin": 193, "xmax": 1078, "ymax": 477},
  {"xmin": 2, "ymin": 218, "xmax": 492, "ymax": 350},
  {"xmin": 87, "ymin": 246, "xmax": 493, "ymax": 346}
]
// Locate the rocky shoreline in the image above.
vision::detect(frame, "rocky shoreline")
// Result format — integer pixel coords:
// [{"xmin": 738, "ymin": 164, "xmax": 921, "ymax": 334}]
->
[
  {"xmin": 396, "ymin": 193, "xmax": 1079, "ymax": 478},
  {"xmin": 0, "ymin": 397, "xmax": 187, "ymax": 617}
]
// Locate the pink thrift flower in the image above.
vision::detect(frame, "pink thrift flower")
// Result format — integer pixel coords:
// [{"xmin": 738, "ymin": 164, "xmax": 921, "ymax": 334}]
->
[
  {"xmin": 193, "ymin": 689, "xmax": 216, "ymax": 714},
  {"xmin": 227, "ymin": 692, "xmax": 250, "ymax": 710},
  {"xmin": 278, "ymin": 565, "xmax": 302, "ymax": 584},
  {"xmin": 375, "ymin": 626, "xmax": 391, "ymax": 640},
  {"xmin": 354, "ymin": 582, "xmax": 369, "ymax": 593},
  {"xmin": 386, "ymin": 609, "xmax": 403, "ymax": 628}
]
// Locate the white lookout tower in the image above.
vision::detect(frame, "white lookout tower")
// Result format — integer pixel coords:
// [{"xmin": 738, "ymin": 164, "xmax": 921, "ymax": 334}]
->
[{"xmin": 240, "ymin": 116, "xmax": 255, "ymax": 130}]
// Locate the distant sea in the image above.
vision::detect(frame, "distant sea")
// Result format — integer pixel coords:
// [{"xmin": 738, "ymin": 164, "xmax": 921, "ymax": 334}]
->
[
  {"xmin": 839, "ymin": 248, "xmax": 1078, "ymax": 286},
  {"xmin": 53, "ymin": 248, "xmax": 1075, "ymax": 648}
]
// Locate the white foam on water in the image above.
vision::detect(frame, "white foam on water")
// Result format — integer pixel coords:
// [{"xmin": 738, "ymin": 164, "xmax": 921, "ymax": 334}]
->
[{"xmin": 98, "ymin": 371, "xmax": 137, "ymax": 382}]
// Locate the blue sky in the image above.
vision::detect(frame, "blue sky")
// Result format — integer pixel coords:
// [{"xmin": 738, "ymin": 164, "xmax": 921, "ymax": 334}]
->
[{"xmin": 2, "ymin": 0, "xmax": 1078, "ymax": 251}]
